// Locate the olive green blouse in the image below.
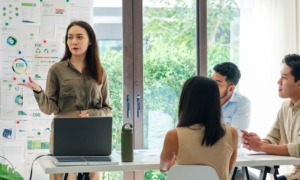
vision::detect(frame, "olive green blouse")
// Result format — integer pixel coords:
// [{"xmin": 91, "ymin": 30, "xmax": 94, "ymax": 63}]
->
[{"xmin": 33, "ymin": 60, "xmax": 112, "ymax": 151}]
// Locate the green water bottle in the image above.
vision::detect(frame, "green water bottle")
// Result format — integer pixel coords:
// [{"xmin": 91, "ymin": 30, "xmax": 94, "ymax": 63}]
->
[{"xmin": 121, "ymin": 123, "xmax": 134, "ymax": 162}]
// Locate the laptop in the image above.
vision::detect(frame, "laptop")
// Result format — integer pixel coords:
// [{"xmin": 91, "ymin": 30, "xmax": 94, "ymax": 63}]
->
[{"xmin": 51, "ymin": 116, "xmax": 118, "ymax": 166}]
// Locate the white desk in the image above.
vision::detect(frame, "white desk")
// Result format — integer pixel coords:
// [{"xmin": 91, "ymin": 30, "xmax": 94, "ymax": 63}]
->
[
  {"xmin": 38, "ymin": 150, "xmax": 300, "ymax": 175},
  {"xmin": 236, "ymin": 153, "xmax": 300, "ymax": 167},
  {"xmin": 38, "ymin": 151, "xmax": 159, "ymax": 174}
]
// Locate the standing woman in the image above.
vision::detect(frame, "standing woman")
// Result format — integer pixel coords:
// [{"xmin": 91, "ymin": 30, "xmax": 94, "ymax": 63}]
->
[
  {"xmin": 160, "ymin": 76, "xmax": 238, "ymax": 180},
  {"xmin": 19, "ymin": 21, "xmax": 112, "ymax": 180}
]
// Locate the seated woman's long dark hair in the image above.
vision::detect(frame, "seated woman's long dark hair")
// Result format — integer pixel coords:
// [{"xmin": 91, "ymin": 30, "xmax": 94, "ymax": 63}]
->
[{"xmin": 177, "ymin": 76, "xmax": 225, "ymax": 146}]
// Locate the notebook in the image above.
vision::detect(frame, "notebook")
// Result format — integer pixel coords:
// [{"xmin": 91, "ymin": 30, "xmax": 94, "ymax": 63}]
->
[{"xmin": 51, "ymin": 116, "xmax": 118, "ymax": 166}]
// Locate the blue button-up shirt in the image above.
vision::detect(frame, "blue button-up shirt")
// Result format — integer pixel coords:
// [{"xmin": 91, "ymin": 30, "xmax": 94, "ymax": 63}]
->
[{"xmin": 222, "ymin": 91, "xmax": 251, "ymax": 131}]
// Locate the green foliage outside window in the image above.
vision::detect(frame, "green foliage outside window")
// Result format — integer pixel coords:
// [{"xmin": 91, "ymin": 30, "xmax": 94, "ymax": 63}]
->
[
  {"xmin": 101, "ymin": 50, "xmax": 123, "ymax": 180},
  {"xmin": 101, "ymin": 49, "xmax": 123, "ymax": 151}
]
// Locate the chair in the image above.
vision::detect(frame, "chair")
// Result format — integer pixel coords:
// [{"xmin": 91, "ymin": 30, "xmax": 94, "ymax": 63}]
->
[{"xmin": 167, "ymin": 165, "xmax": 220, "ymax": 180}]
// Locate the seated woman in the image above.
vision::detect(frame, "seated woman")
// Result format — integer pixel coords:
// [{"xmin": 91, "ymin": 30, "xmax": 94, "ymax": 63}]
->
[{"xmin": 160, "ymin": 76, "xmax": 238, "ymax": 180}]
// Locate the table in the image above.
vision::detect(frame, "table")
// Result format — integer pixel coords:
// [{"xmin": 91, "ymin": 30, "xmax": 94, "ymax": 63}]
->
[
  {"xmin": 38, "ymin": 151, "xmax": 159, "ymax": 174},
  {"xmin": 38, "ymin": 150, "xmax": 300, "ymax": 178},
  {"xmin": 233, "ymin": 150, "xmax": 300, "ymax": 180}
]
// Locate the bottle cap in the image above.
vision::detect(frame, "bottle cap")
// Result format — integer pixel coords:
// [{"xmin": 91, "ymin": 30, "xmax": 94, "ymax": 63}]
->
[{"xmin": 122, "ymin": 123, "xmax": 133, "ymax": 132}]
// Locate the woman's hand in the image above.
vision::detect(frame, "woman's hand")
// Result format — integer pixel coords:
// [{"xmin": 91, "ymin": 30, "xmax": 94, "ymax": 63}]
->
[
  {"xmin": 18, "ymin": 76, "xmax": 42, "ymax": 92},
  {"xmin": 79, "ymin": 110, "xmax": 89, "ymax": 117}
]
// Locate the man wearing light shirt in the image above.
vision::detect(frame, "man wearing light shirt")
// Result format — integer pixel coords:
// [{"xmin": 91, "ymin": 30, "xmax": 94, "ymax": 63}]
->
[
  {"xmin": 212, "ymin": 62, "xmax": 251, "ymax": 179},
  {"xmin": 242, "ymin": 54, "xmax": 300, "ymax": 180},
  {"xmin": 211, "ymin": 62, "xmax": 251, "ymax": 132}
]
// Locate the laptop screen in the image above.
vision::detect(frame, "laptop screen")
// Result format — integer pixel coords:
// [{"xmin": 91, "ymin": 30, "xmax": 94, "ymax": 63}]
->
[{"xmin": 53, "ymin": 116, "xmax": 112, "ymax": 156}]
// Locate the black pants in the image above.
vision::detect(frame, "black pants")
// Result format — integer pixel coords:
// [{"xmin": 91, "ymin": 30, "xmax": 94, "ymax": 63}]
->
[{"xmin": 64, "ymin": 173, "xmax": 90, "ymax": 180}]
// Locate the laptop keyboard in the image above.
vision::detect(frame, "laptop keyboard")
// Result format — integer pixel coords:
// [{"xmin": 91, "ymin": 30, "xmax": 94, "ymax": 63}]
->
[
  {"xmin": 56, "ymin": 156, "xmax": 111, "ymax": 162},
  {"xmin": 56, "ymin": 157, "xmax": 86, "ymax": 162},
  {"xmin": 84, "ymin": 156, "xmax": 112, "ymax": 162}
]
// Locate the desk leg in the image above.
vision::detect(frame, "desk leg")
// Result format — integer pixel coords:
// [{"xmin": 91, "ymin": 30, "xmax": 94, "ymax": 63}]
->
[
  {"xmin": 258, "ymin": 166, "xmax": 270, "ymax": 180},
  {"xmin": 124, "ymin": 171, "xmax": 134, "ymax": 180},
  {"xmin": 124, "ymin": 171, "xmax": 144, "ymax": 180},
  {"xmin": 242, "ymin": 167, "xmax": 250, "ymax": 180},
  {"xmin": 231, "ymin": 167, "xmax": 250, "ymax": 180},
  {"xmin": 231, "ymin": 167, "xmax": 238, "ymax": 180},
  {"xmin": 270, "ymin": 166, "xmax": 279, "ymax": 180},
  {"xmin": 255, "ymin": 166, "xmax": 279, "ymax": 180}
]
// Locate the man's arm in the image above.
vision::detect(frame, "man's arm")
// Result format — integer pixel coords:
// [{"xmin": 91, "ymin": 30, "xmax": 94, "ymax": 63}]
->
[
  {"xmin": 260, "ymin": 143, "xmax": 289, "ymax": 155},
  {"xmin": 241, "ymin": 130, "xmax": 289, "ymax": 156}
]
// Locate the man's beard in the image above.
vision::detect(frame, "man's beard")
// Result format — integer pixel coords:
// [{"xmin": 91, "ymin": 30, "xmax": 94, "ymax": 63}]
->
[{"xmin": 220, "ymin": 89, "xmax": 228, "ymax": 99}]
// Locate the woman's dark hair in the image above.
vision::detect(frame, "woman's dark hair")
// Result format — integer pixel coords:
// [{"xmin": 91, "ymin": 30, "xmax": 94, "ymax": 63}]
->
[
  {"xmin": 177, "ymin": 76, "xmax": 225, "ymax": 146},
  {"xmin": 61, "ymin": 21, "xmax": 103, "ymax": 84}
]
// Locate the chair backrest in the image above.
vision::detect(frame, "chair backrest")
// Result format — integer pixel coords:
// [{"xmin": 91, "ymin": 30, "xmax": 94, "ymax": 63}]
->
[{"xmin": 167, "ymin": 165, "xmax": 220, "ymax": 180}]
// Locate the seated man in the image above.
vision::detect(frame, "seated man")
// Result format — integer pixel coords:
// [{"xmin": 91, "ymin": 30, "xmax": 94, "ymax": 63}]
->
[
  {"xmin": 211, "ymin": 62, "xmax": 251, "ymax": 132},
  {"xmin": 212, "ymin": 62, "xmax": 251, "ymax": 179},
  {"xmin": 242, "ymin": 54, "xmax": 300, "ymax": 180}
]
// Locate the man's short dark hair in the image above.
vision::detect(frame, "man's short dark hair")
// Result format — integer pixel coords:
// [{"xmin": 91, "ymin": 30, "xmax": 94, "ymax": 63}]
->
[
  {"xmin": 282, "ymin": 54, "xmax": 300, "ymax": 82},
  {"xmin": 213, "ymin": 62, "xmax": 241, "ymax": 85}
]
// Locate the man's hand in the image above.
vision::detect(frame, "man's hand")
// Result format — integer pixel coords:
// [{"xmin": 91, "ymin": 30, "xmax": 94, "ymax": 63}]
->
[{"xmin": 241, "ymin": 130, "xmax": 263, "ymax": 152}]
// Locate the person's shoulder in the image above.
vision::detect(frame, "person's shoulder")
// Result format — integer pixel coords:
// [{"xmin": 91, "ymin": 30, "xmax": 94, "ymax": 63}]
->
[
  {"xmin": 282, "ymin": 100, "xmax": 291, "ymax": 105},
  {"xmin": 233, "ymin": 92, "xmax": 250, "ymax": 103},
  {"xmin": 281, "ymin": 100, "xmax": 292, "ymax": 109},
  {"xmin": 102, "ymin": 67, "xmax": 107, "ymax": 73},
  {"xmin": 49, "ymin": 61, "xmax": 67, "ymax": 71},
  {"xmin": 223, "ymin": 124, "xmax": 238, "ymax": 139},
  {"xmin": 167, "ymin": 129, "xmax": 177, "ymax": 136},
  {"xmin": 223, "ymin": 124, "xmax": 236, "ymax": 131},
  {"xmin": 102, "ymin": 68, "xmax": 108, "ymax": 77},
  {"xmin": 165, "ymin": 129, "xmax": 177, "ymax": 141},
  {"xmin": 229, "ymin": 126, "xmax": 238, "ymax": 136}
]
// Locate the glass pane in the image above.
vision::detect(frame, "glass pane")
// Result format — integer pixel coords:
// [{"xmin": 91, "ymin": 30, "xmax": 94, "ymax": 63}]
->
[
  {"xmin": 93, "ymin": 1, "xmax": 123, "ymax": 179},
  {"xmin": 94, "ymin": 0, "xmax": 122, "ymax": 152},
  {"xmin": 207, "ymin": 0, "xmax": 240, "ymax": 76},
  {"xmin": 143, "ymin": 0, "xmax": 197, "ymax": 179}
]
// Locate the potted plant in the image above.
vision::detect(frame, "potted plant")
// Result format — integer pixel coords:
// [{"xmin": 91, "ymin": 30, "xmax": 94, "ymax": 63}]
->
[{"xmin": 0, "ymin": 163, "xmax": 24, "ymax": 180}]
